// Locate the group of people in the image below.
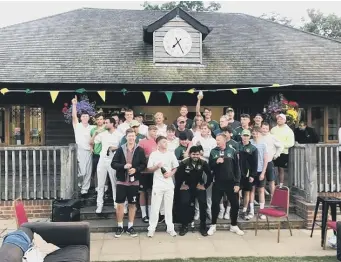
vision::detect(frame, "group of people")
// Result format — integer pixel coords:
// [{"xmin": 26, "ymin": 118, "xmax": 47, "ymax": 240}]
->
[{"xmin": 71, "ymin": 93, "xmax": 297, "ymax": 239}]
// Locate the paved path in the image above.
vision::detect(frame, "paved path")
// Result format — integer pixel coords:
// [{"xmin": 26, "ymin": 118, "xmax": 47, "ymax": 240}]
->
[{"xmin": 0, "ymin": 219, "xmax": 336, "ymax": 261}]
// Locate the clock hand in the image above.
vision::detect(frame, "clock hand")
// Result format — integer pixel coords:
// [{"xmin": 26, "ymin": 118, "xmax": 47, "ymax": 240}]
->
[
  {"xmin": 172, "ymin": 38, "xmax": 182, "ymax": 48},
  {"xmin": 178, "ymin": 41, "xmax": 184, "ymax": 54}
]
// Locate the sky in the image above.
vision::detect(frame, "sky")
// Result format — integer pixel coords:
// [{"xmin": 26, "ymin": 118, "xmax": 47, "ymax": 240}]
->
[{"xmin": 0, "ymin": 1, "xmax": 340, "ymax": 28}]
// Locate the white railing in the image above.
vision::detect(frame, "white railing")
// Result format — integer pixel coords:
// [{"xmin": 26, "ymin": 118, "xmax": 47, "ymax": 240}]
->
[
  {"xmin": 0, "ymin": 144, "xmax": 77, "ymax": 200},
  {"xmin": 288, "ymin": 143, "xmax": 340, "ymax": 203}
]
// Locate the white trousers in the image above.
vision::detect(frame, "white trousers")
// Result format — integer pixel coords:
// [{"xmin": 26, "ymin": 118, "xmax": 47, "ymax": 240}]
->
[
  {"xmin": 195, "ymin": 183, "xmax": 212, "ymax": 214},
  {"xmin": 77, "ymin": 148, "xmax": 93, "ymax": 193},
  {"xmin": 96, "ymin": 157, "xmax": 117, "ymax": 207},
  {"xmin": 148, "ymin": 187, "xmax": 174, "ymax": 232}
]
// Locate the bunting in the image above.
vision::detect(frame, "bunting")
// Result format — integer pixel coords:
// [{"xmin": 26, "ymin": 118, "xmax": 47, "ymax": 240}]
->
[
  {"xmin": 231, "ymin": 89, "xmax": 238, "ymax": 95},
  {"xmin": 165, "ymin": 91, "xmax": 173, "ymax": 104},
  {"xmin": 187, "ymin": 88, "xmax": 195, "ymax": 94},
  {"xmin": 251, "ymin": 87, "xmax": 259, "ymax": 93},
  {"xmin": 50, "ymin": 91, "xmax": 59, "ymax": 103},
  {"xmin": 97, "ymin": 91, "xmax": 106, "ymax": 102},
  {"xmin": 142, "ymin": 91, "xmax": 151, "ymax": 103},
  {"xmin": 0, "ymin": 88, "xmax": 9, "ymax": 95}
]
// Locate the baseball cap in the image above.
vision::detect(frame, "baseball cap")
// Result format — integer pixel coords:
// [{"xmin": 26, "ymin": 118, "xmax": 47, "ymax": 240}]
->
[
  {"xmin": 129, "ymin": 120, "xmax": 140, "ymax": 128},
  {"xmin": 226, "ymin": 107, "xmax": 234, "ymax": 112},
  {"xmin": 136, "ymin": 112, "xmax": 144, "ymax": 117},
  {"xmin": 276, "ymin": 113, "xmax": 286, "ymax": 121},
  {"xmin": 241, "ymin": 129, "xmax": 251, "ymax": 136}
]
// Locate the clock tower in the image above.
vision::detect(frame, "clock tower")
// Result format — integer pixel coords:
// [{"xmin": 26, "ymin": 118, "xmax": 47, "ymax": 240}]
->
[{"xmin": 143, "ymin": 7, "xmax": 212, "ymax": 65}]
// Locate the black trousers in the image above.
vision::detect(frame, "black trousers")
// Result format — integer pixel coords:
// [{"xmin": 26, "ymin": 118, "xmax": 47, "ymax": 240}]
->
[
  {"xmin": 211, "ymin": 182, "xmax": 239, "ymax": 226},
  {"xmin": 178, "ymin": 188, "xmax": 207, "ymax": 228},
  {"xmin": 91, "ymin": 154, "xmax": 100, "ymax": 189}
]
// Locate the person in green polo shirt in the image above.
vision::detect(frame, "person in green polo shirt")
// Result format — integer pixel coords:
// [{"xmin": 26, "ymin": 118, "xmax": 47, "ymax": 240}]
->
[
  {"xmin": 90, "ymin": 113, "xmax": 106, "ymax": 189},
  {"xmin": 120, "ymin": 120, "xmax": 146, "ymax": 145},
  {"xmin": 234, "ymin": 114, "xmax": 252, "ymax": 142},
  {"xmin": 175, "ymin": 133, "xmax": 190, "ymax": 161}
]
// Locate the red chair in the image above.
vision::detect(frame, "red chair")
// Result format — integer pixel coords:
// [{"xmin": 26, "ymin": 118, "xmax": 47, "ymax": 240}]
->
[
  {"xmin": 323, "ymin": 221, "xmax": 337, "ymax": 250},
  {"xmin": 13, "ymin": 198, "xmax": 28, "ymax": 228},
  {"xmin": 255, "ymin": 186, "xmax": 293, "ymax": 243}
]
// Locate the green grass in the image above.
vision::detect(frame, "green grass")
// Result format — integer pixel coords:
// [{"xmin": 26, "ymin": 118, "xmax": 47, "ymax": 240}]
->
[{"xmin": 100, "ymin": 257, "xmax": 337, "ymax": 262}]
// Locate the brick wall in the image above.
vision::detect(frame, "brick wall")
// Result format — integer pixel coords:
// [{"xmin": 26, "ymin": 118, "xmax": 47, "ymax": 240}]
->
[{"xmin": 0, "ymin": 200, "xmax": 52, "ymax": 219}]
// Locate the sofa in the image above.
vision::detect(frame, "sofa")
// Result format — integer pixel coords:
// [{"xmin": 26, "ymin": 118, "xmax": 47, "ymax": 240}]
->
[{"xmin": 0, "ymin": 222, "xmax": 90, "ymax": 262}]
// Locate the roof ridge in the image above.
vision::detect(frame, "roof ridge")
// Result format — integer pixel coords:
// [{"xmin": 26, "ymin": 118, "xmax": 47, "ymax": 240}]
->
[
  {"xmin": 0, "ymin": 8, "xmax": 85, "ymax": 30},
  {"xmin": 239, "ymin": 12, "xmax": 341, "ymax": 44}
]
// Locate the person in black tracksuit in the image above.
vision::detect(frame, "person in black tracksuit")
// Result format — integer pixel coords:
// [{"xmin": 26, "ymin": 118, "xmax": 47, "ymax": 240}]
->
[
  {"xmin": 175, "ymin": 146, "xmax": 213, "ymax": 236},
  {"xmin": 207, "ymin": 133, "xmax": 244, "ymax": 236}
]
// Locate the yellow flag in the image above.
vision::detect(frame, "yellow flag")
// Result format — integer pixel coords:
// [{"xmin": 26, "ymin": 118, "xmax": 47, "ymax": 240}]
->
[
  {"xmin": 97, "ymin": 91, "xmax": 106, "ymax": 102},
  {"xmin": 272, "ymin": 84, "xmax": 280, "ymax": 87},
  {"xmin": 142, "ymin": 91, "xmax": 151, "ymax": 103},
  {"xmin": 0, "ymin": 88, "xmax": 9, "ymax": 95},
  {"xmin": 187, "ymin": 88, "xmax": 195, "ymax": 94},
  {"xmin": 50, "ymin": 91, "xmax": 59, "ymax": 103},
  {"xmin": 231, "ymin": 89, "xmax": 238, "ymax": 94}
]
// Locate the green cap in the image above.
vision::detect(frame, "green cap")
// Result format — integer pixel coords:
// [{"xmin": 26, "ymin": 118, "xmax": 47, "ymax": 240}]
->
[
  {"xmin": 129, "ymin": 120, "xmax": 140, "ymax": 128},
  {"xmin": 241, "ymin": 129, "xmax": 251, "ymax": 136}
]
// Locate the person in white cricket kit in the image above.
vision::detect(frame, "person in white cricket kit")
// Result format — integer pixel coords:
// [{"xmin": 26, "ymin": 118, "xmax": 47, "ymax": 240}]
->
[
  {"xmin": 91, "ymin": 117, "xmax": 123, "ymax": 214},
  {"xmin": 147, "ymin": 136, "xmax": 179, "ymax": 237},
  {"xmin": 72, "ymin": 95, "xmax": 94, "ymax": 195}
]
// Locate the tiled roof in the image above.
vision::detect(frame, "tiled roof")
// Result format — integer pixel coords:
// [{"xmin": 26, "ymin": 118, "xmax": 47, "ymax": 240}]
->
[{"xmin": 0, "ymin": 8, "xmax": 340, "ymax": 85}]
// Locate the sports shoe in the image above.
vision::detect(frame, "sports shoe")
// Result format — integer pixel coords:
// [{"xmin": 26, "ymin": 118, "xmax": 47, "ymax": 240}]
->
[
  {"xmin": 224, "ymin": 211, "xmax": 230, "ymax": 220},
  {"xmin": 218, "ymin": 209, "xmax": 225, "ymax": 219},
  {"xmin": 207, "ymin": 224, "xmax": 216, "ymax": 236},
  {"xmin": 200, "ymin": 227, "xmax": 208, "ymax": 237},
  {"xmin": 95, "ymin": 205, "xmax": 103, "ymax": 214},
  {"xmin": 179, "ymin": 226, "xmax": 188, "ymax": 236},
  {"xmin": 194, "ymin": 212, "xmax": 200, "ymax": 220},
  {"xmin": 115, "ymin": 227, "xmax": 124, "ymax": 238},
  {"xmin": 167, "ymin": 230, "xmax": 177, "ymax": 237},
  {"xmin": 147, "ymin": 230, "xmax": 155, "ymax": 238},
  {"xmin": 247, "ymin": 212, "xmax": 254, "ymax": 219},
  {"xmin": 240, "ymin": 211, "xmax": 249, "ymax": 221},
  {"xmin": 142, "ymin": 216, "xmax": 149, "ymax": 223},
  {"xmin": 259, "ymin": 214, "xmax": 266, "ymax": 220},
  {"xmin": 158, "ymin": 214, "xmax": 165, "ymax": 223},
  {"xmin": 126, "ymin": 227, "xmax": 138, "ymax": 237},
  {"xmin": 230, "ymin": 225, "xmax": 244, "ymax": 236}
]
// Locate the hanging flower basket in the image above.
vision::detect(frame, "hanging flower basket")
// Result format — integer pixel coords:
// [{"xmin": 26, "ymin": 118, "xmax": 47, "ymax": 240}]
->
[{"xmin": 62, "ymin": 95, "xmax": 97, "ymax": 124}]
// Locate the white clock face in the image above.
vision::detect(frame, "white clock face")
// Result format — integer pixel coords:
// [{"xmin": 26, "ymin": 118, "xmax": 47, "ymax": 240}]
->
[{"xmin": 163, "ymin": 28, "xmax": 192, "ymax": 57}]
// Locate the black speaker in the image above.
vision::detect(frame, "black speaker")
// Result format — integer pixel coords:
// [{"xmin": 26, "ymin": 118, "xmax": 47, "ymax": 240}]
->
[{"xmin": 52, "ymin": 199, "xmax": 82, "ymax": 222}]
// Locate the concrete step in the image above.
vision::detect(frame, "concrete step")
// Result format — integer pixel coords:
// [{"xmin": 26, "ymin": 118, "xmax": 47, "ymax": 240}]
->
[
  {"xmin": 80, "ymin": 204, "xmax": 297, "ymax": 220},
  {"xmin": 84, "ymin": 213, "xmax": 304, "ymax": 233}
]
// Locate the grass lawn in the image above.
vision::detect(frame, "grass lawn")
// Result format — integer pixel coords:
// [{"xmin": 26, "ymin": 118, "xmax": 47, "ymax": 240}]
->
[{"xmin": 101, "ymin": 257, "xmax": 336, "ymax": 262}]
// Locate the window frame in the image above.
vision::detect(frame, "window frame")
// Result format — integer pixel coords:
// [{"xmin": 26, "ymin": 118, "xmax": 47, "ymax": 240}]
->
[{"xmin": 0, "ymin": 105, "xmax": 45, "ymax": 146}]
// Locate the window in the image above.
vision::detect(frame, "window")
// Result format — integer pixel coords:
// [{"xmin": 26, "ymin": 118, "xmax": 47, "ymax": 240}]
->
[
  {"xmin": 0, "ymin": 105, "xmax": 44, "ymax": 146},
  {"xmin": 311, "ymin": 107, "xmax": 325, "ymax": 142}
]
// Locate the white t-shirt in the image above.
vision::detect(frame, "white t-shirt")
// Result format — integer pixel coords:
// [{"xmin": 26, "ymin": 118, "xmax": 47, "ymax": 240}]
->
[
  {"xmin": 192, "ymin": 135, "xmax": 217, "ymax": 159},
  {"xmin": 73, "ymin": 123, "xmax": 94, "ymax": 150},
  {"xmin": 94, "ymin": 130, "xmax": 123, "ymax": 158},
  {"xmin": 156, "ymin": 124, "xmax": 167, "ymax": 137},
  {"xmin": 117, "ymin": 122, "xmax": 131, "ymax": 136},
  {"xmin": 167, "ymin": 137, "xmax": 179, "ymax": 153},
  {"xmin": 139, "ymin": 124, "xmax": 149, "ymax": 137},
  {"xmin": 148, "ymin": 150, "xmax": 179, "ymax": 189}
]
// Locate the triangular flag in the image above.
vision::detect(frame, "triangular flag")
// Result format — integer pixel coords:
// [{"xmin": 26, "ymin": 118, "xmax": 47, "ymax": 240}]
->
[
  {"xmin": 50, "ymin": 91, "xmax": 59, "ymax": 103},
  {"xmin": 121, "ymin": 88, "xmax": 128, "ymax": 96},
  {"xmin": 75, "ymin": 88, "xmax": 86, "ymax": 94},
  {"xmin": 165, "ymin": 91, "xmax": 173, "ymax": 104},
  {"xmin": 251, "ymin": 87, "xmax": 259, "ymax": 93},
  {"xmin": 142, "ymin": 91, "xmax": 151, "ymax": 103},
  {"xmin": 0, "ymin": 88, "xmax": 9, "ymax": 95},
  {"xmin": 25, "ymin": 89, "xmax": 34, "ymax": 94},
  {"xmin": 272, "ymin": 84, "xmax": 280, "ymax": 87},
  {"xmin": 231, "ymin": 89, "xmax": 238, "ymax": 94},
  {"xmin": 97, "ymin": 91, "xmax": 106, "ymax": 102},
  {"xmin": 187, "ymin": 88, "xmax": 195, "ymax": 94}
]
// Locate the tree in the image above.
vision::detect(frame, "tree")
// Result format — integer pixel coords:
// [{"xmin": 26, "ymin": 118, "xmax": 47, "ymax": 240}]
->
[
  {"xmin": 260, "ymin": 12, "xmax": 292, "ymax": 26},
  {"xmin": 301, "ymin": 9, "xmax": 341, "ymax": 39},
  {"xmin": 142, "ymin": 1, "xmax": 221, "ymax": 12}
]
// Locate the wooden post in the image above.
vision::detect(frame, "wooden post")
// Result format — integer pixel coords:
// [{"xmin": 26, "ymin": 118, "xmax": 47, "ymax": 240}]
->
[
  {"xmin": 60, "ymin": 146, "xmax": 74, "ymax": 199},
  {"xmin": 304, "ymin": 144, "xmax": 318, "ymax": 203}
]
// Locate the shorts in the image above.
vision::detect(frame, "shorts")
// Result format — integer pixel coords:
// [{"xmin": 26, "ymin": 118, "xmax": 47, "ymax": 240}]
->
[
  {"xmin": 266, "ymin": 161, "xmax": 275, "ymax": 182},
  {"xmin": 253, "ymin": 172, "xmax": 266, "ymax": 188},
  {"xmin": 273, "ymin": 153, "xmax": 289, "ymax": 168},
  {"xmin": 139, "ymin": 173, "xmax": 153, "ymax": 192},
  {"xmin": 116, "ymin": 184, "xmax": 139, "ymax": 204},
  {"xmin": 241, "ymin": 176, "xmax": 253, "ymax": 192}
]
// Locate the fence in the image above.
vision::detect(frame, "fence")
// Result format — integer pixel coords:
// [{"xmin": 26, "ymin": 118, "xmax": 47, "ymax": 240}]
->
[
  {"xmin": 288, "ymin": 143, "xmax": 340, "ymax": 203},
  {"xmin": 0, "ymin": 144, "xmax": 77, "ymax": 200}
]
